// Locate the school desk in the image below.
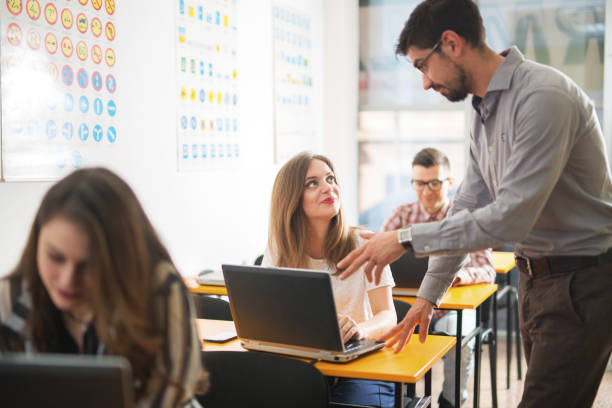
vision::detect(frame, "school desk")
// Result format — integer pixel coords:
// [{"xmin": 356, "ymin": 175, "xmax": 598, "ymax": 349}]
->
[
  {"xmin": 198, "ymin": 318, "xmax": 456, "ymax": 408},
  {"xmin": 395, "ymin": 283, "xmax": 498, "ymax": 408}
]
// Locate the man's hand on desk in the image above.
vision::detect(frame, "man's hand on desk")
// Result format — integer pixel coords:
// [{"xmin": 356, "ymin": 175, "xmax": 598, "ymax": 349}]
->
[
  {"xmin": 377, "ymin": 297, "xmax": 434, "ymax": 353},
  {"xmin": 338, "ymin": 230, "xmax": 405, "ymax": 284}
]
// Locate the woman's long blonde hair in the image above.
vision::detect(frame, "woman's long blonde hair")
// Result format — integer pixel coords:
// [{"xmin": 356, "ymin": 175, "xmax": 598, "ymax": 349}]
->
[{"xmin": 268, "ymin": 152, "xmax": 356, "ymax": 270}]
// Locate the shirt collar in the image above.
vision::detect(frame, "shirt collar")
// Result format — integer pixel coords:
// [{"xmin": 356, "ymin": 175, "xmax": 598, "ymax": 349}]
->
[
  {"xmin": 418, "ymin": 199, "xmax": 451, "ymax": 222},
  {"xmin": 486, "ymin": 46, "xmax": 524, "ymax": 93},
  {"xmin": 472, "ymin": 47, "xmax": 524, "ymax": 121}
]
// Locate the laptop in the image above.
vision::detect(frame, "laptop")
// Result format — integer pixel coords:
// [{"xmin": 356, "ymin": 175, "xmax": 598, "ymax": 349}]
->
[
  {"xmin": 0, "ymin": 353, "xmax": 134, "ymax": 407},
  {"xmin": 221, "ymin": 264, "xmax": 385, "ymax": 363},
  {"xmin": 196, "ymin": 268, "xmax": 225, "ymax": 286},
  {"xmin": 390, "ymin": 252, "xmax": 429, "ymax": 296}
]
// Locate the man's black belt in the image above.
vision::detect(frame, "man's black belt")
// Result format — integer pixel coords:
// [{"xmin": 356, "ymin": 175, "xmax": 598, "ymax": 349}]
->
[{"xmin": 515, "ymin": 247, "xmax": 612, "ymax": 277}]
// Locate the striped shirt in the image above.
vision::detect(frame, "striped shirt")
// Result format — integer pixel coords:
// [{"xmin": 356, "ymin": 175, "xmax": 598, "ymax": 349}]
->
[
  {"xmin": 0, "ymin": 262, "xmax": 206, "ymax": 408},
  {"xmin": 381, "ymin": 200, "xmax": 496, "ymax": 318}
]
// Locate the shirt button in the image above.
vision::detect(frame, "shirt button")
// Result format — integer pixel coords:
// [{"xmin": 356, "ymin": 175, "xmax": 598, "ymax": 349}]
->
[
  {"xmin": 424, "ymin": 245, "xmax": 431, "ymax": 251},
  {"xmin": 488, "ymin": 145, "xmax": 494, "ymax": 152}
]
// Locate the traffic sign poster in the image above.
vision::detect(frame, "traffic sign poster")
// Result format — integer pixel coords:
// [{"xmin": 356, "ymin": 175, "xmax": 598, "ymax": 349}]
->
[
  {"xmin": 175, "ymin": 0, "xmax": 240, "ymax": 172},
  {"xmin": 1, "ymin": 0, "xmax": 119, "ymax": 180}
]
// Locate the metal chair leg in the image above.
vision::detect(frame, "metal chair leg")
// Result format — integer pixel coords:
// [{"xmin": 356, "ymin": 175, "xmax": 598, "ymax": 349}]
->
[{"xmin": 512, "ymin": 287, "xmax": 522, "ymax": 380}]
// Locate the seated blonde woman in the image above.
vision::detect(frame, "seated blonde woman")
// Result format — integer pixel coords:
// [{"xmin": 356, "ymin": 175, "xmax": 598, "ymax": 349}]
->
[{"xmin": 262, "ymin": 152, "xmax": 396, "ymax": 408}]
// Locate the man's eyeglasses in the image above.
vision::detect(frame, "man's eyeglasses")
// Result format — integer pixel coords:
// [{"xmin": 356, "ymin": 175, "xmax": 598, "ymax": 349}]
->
[
  {"xmin": 412, "ymin": 178, "xmax": 449, "ymax": 191},
  {"xmin": 414, "ymin": 38, "xmax": 442, "ymax": 73}
]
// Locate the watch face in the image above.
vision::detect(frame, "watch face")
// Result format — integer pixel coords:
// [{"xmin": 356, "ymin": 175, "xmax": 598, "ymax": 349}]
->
[{"xmin": 398, "ymin": 228, "xmax": 411, "ymax": 245}]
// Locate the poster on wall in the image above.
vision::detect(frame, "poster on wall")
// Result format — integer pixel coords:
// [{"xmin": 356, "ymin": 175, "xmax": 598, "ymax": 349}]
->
[
  {"xmin": 1, "ymin": 0, "xmax": 119, "ymax": 181},
  {"xmin": 175, "ymin": 0, "xmax": 239, "ymax": 172},
  {"xmin": 272, "ymin": 4, "xmax": 315, "ymax": 163}
]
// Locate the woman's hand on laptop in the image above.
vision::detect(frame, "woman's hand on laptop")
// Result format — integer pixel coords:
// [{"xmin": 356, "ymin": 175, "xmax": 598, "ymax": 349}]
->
[
  {"xmin": 377, "ymin": 297, "xmax": 434, "ymax": 353},
  {"xmin": 338, "ymin": 230, "xmax": 405, "ymax": 284},
  {"xmin": 338, "ymin": 314, "xmax": 364, "ymax": 343}
]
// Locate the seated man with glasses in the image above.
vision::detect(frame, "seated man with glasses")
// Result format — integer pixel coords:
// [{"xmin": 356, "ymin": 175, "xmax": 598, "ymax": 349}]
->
[{"xmin": 381, "ymin": 147, "xmax": 495, "ymax": 408}]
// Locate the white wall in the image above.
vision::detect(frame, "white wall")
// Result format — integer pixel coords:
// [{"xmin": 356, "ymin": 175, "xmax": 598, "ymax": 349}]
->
[
  {"xmin": 322, "ymin": 0, "xmax": 359, "ymax": 223},
  {"xmin": 0, "ymin": 0, "xmax": 359, "ymax": 277}
]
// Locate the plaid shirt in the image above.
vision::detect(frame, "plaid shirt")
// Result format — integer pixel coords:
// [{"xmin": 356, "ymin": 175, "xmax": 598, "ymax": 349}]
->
[{"xmin": 381, "ymin": 200, "xmax": 496, "ymax": 318}]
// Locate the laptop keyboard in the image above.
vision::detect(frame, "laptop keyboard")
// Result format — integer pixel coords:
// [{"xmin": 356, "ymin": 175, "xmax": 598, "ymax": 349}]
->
[{"xmin": 344, "ymin": 339, "xmax": 378, "ymax": 351}]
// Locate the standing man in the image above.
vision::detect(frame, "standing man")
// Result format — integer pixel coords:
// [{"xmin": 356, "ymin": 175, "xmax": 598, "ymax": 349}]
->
[
  {"xmin": 338, "ymin": 1, "xmax": 612, "ymax": 407},
  {"xmin": 381, "ymin": 147, "xmax": 496, "ymax": 408}
]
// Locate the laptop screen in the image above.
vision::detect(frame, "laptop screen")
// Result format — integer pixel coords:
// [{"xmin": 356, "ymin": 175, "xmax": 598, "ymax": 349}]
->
[
  {"xmin": 221, "ymin": 264, "xmax": 344, "ymax": 351},
  {"xmin": 0, "ymin": 353, "xmax": 134, "ymax": 407},
  {"xmin": 390, "ymin": 252, "xmax": 429, "ymax": 289}
]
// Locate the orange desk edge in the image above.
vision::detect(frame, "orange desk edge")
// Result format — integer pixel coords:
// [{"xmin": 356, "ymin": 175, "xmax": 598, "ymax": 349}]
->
[
  {"xmin": 394, "ymin": 283, "xmax": 497, "ymax": 310},
  {"xmin": 493, "ymin": 251, "xmax": 515, "ymax": 274},
  {"xmin": 198, "ymin": 319, "xmax": 456, "ymax": 384}
]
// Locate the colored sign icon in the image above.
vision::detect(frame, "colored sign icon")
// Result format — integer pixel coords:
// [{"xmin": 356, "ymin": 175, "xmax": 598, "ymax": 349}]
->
[
  {"xmin": 26, "ymin": 0, "xmax": 40, "ymax": 20},
  {"xmin": 105, "ymin": 0, "xmax": 114, "ymax": 15},
  {"xmin": 91, "ymin": 17, "xmax": 102, "ymax": 37},
  {"xmin": 78, "ymin": 123, "xmax": 89, "ymax": 141},
  {"xmin": 7, "ymin": 23, "xmax": 22, "ymax": 46},
  {"xmin": 76, "ymin": 41, "xmax": 88, "ymax": 61},
  {"xmin": 76, "ymin": 13, "xmax": 87, "ymax": 33},
  {"xmin": 91, "ymin": 44, "xmax": 102, "ymax": 64},
  {"xmin": 104, "ymin": 48, "xmax": 115, "ymax": 67},
  {"xmin": 7, "ymin": 0, "xmax": 22, "ymax": 16},
  {"xmin": 77, "ymin": 68, "xmax": 88, "ymax": 88},
  {"xmin": 79, "ymin": 95, "xmax": 89, "ymax": 113},
  {"xmin": 45, "ymin": 32, "xmax": 57, "ymax": 53},
  {"xmin": 61, "ymin": 36, "xmax": 73, "ymax": 57},
  {"xmin": 105, "ymin": 21, "xmax": 115, "ymax": 41},
  {"xmin": 107, "ymin": 99, "xmax": 116, "ymax": 117},
  {"xmin": 26, "ymin": 28, "xmax": 41, "ymax": 49},
  {"xmin": 44, "ymin": 2, "xmax": 57, "ymax": 24},
  {"xmin": 105, "ymin": 74, "xmax": 116, "ymax": 93},
  {"xmin": 61, "ymin": 65, "xmax": 74, "ymax": 86},
  {"xmin": 91, "ymin": 71, "xmax": 102, "ymax": 91},
  {"xmin": 92, "ymin": 124, "xmax": 103, "ymax": 142},
  {"xmin": 60, "ymin": 8, "xmax": 73, "ymax": 29},
  {"xmin": 93, "ymin": 97, "xmax": 103, "ymax": 115},
  {"xmin": 62, "ymin": 122, "xmax": 73, "ymax": 140},
  {"xmin": 106, "ymin": 126, "xmax": 116, "ymax": 143}
]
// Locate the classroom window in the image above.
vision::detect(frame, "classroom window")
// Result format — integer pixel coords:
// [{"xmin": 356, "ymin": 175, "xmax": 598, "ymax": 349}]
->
[{"xmin": 357, "ymin": 0, "xmax": 606, "ymax": 230}]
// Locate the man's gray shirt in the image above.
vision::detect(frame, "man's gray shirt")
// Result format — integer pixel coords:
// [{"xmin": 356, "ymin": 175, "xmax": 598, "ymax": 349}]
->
[{"xmin": 412, "ymin": 47, "xmax": 612, "ymax": 306}]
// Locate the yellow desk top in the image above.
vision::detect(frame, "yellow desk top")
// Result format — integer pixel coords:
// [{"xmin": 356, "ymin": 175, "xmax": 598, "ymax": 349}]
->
[
  {"xmin": 198, "ymin": 319, "xmax": 456, "ymax": 383},
  {"xmin": 493, "ymin": 251, "xmax": 516, "ymax": 274},
  {"xmin": 394, "ymin": 283, "xmax": 497, "ymax": 310},
  {"xmin": 185, "ymin": 277, "xmax": 228, "ymax": 295}
]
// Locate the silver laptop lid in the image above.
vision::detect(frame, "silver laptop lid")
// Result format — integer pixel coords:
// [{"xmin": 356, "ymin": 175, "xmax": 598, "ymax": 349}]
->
[{"xmin": 221, "ymin": 264, "xmax": 345, "ymax": 352}]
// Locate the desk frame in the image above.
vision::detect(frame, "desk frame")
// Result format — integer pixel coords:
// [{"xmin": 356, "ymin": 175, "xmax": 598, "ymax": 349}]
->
[{"xmin": 395, "ymin": 283, "xmax": 497, "ymax": 408}]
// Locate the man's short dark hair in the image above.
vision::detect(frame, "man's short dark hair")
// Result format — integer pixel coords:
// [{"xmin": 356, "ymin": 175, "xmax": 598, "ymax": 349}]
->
[
  {"xmin": 412, "ymin": 148, "xmax": 451, "ymax": 171},
  {"xmin": 395, "ymin": 0, "xmax": 485, "ymax": 56}
]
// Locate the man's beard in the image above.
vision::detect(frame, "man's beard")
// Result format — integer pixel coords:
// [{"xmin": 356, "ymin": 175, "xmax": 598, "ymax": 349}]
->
[{"xmin": 434, "ymin": 63, "xmax": 470, "ymax": 102}]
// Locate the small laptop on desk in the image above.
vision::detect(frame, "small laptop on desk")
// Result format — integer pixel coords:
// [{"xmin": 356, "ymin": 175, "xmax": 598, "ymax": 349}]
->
[
  {"xmin": 390, "ymin": 252, "xmax": 429, "ymax": 296},
  {"xmin": 221, "ymin": 264, "xmax": 385, "ymax": 363},
  {"xmin": 0, "ymin": 353, "xmax": 134, "ymax": 407}
]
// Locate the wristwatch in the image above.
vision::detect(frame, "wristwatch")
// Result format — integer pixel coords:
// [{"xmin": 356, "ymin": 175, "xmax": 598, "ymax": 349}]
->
[{"xmin": 397, "ymin": 226, "xmax": 413, "ymax": 251}]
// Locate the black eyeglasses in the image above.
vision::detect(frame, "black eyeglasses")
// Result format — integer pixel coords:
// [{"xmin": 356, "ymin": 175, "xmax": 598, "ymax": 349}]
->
[
  {"xmin": 411, "ymin": 178, "xmax": 449, "ymax": 191},
  {"xmin": 414, "ymin": 38, "xmax": 442, "ymax": 73}
]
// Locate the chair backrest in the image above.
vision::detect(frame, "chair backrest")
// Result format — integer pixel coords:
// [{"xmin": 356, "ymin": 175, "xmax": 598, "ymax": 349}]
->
[
  {"xmin": 393, "ymin": 298, "xmax": 412, "ymax": 323},
  {"xmin": 198, "ymin": 351, "xmax": 329, "ymax": 408},
  {"xmin": 192, "ymin": 294, "xmax": 233, "ymax": 321}
]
